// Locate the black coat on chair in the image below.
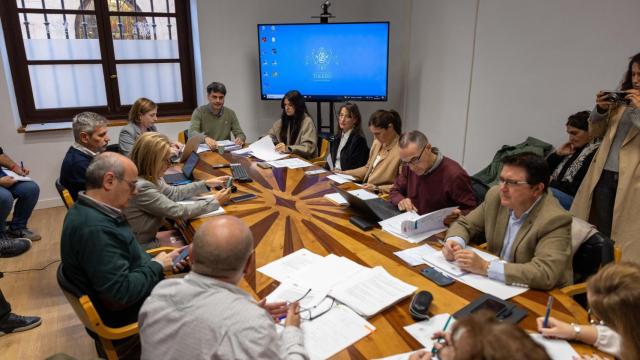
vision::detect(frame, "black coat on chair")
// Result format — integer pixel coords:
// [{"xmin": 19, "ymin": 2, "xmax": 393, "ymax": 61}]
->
[{"xmin": 330, "ymin": 132, "xmax": 369, "ymax": 171}]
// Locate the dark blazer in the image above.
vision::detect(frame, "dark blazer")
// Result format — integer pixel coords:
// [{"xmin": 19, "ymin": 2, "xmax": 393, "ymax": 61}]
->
[
  {"xmin": 330, "ymin": 131, "xmax": 369, "ymax": 171},
  {"xmin": 60, "ymin": 146, "xmax": 93, "ymax": 201}
]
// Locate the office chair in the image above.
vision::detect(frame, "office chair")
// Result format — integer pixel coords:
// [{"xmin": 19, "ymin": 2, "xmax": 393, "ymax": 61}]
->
[
  {"xmin": 55, "ymin": 178, "xmax": 74, "ymax": 209},
  {"xmin": 177, "ymin": 129, "xmax": 189, "ymax": 144},
  {"xmin": 310, "ymin": 137, "xmax": 330, "ymax": 166}
]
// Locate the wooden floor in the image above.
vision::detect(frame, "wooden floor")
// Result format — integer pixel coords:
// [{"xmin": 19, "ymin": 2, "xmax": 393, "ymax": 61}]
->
[{"xmin": 0, "ymin": 206, "xmax": 97, "ymax": 360}]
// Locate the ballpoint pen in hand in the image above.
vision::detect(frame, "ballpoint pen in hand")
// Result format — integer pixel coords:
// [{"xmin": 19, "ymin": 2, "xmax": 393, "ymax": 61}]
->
[
  {"xmin": 431, "ymin": 315, "xmax": 453, "ymax": 355},
  {"xmin": 542, "ymin": 296, "xmax": 553, "ymax": 328}
]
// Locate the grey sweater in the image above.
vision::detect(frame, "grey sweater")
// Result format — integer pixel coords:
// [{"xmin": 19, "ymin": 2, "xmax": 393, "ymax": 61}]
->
[{"xmin": 124, "ymin": 178, "xmax": 219, "ymax": 246}]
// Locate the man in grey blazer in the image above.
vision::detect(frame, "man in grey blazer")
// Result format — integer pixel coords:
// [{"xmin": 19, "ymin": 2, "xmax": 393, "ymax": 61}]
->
[{"xmin": 443, "ymin": 153, "xmax": 572, "ymax": 290}]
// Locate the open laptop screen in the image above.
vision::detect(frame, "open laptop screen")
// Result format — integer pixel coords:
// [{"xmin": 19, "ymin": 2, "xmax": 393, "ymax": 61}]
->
[{"xmin": 182, "ymin": 152, "xmax": 199, "ymax": 178}]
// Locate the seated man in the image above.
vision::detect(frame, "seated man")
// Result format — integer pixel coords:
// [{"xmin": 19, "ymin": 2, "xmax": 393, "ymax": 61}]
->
[
  {"xmin": 60, "ymin": 112, "xmax": 110, "ymax": 200},
  {"xmin": 390, "ymin": 130, "xmax": 476, "ymax": 222},
  {"xmin": 0, "ymin": 146, "xmax": 40, "ymax": 243},
  {"xmin": 189, "ymin": 81, "xmax": 246, "ymax": 150},
  {"xmin": 60, "ymin": 152, "xmax": 181, "ymax": 357},
  {"xmin": 443, "ymin": 153, "xmax": 572, "ymax": 290},
  {"xmin": 139, "ymin": 216, "xmax": 308, "ymax": 360},
  {"xmin": 0, "ymin": 287, "xmax": 41, "ymax": 336}
]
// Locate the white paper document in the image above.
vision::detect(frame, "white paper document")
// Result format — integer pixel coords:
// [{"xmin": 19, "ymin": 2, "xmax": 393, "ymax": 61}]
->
[
  {"xmin": 330, "ymin": 266, "xmax": 417, "ymax": 317},
  {"xmin": 268, "ymin": 158, "xmax": 312, "ymax": 169},
  {"xmin": 196, "ymin": 144, "xmax": 210, "ymax": 154},
  {"xmin": 231, "ymin": 148, "xmax": 253, "ymax": 156},
  {"xmin": 324, "ymin": 193, "xmax": 348, "ymax": 205},
  {"xmin": 404, "ymin": 313, "xmax": 455, "ymax": 349},
  {"xmin": 324, "ymin": 188, "xmax": 379, "ymax": 206},
  {"xmin": 529, "ymin": 333, "xmax": 579, "ymax": 360},
  {"xmin": 422, "ymin": 251, "xmax": 468, "ymax": 277},
  {"xmin": 216, "ymin": 140, "xmax": 236, "ymax": 147},
  {"xmin": 0, "ymin": 169, "xmax": 33, "ymax": 182},
  {"xmin": 301, "ymin": 305, "xmax": 376, "ymax": 360},
  {"xmin": 305, "ymin": 169, "xmax": 327, "ymax": 175},
  {"xmin": 257, "ymin": 248, "xmax": 324, "ymax": 283},
  {"xmin": 327, "ymin": 174, "xmax": 356, "ymax": 184},
  {"xmin": 393, "ymin": 245, "xmax": 438, "ymax": 266},
  {"xmin": 248, "ymin": 136, "xmax": 289, "ymax": 161},
  {"xmin": 176, "ymin": 200, "xmax": 225, "ymax": 218},
  {"xmin": 266, "ymin": 282, "xmax": 328, "ymax": 309},
  {"xmin": 379, "ymin": 207, "xmax": 457, "ymax": 243},
  {"xmin": 290, "ymin": 254, "xmax": 367, "ymax": 292}
]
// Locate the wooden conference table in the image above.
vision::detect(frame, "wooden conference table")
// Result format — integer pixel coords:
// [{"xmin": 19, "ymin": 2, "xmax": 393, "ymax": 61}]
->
[{"xmin": 177, "ymin": 150, "xmax": 597, "ymax": 359}]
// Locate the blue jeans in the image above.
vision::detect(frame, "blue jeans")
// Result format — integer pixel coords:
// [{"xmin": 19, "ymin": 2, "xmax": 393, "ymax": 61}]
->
[
  {"xmin": 550, "ymin": 187, "xmax": 573, "ymax": 211},
  {"xmin": 0, "ymin": 181, "xmax": 40, "ymax": 234}
]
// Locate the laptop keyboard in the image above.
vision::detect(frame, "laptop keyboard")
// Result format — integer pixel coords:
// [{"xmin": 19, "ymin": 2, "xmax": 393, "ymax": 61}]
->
[{"xmin": 231, "ymin": 164, "xmax": 253, "ymax": 182}]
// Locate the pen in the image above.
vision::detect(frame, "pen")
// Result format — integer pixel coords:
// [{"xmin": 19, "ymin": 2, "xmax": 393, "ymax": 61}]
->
[
  {"xmin": 431, "ymin": 315, "xmax": 452, "ymax": 355},
  {"xmin": 542, "ymin": 296, "xmax": 553, "ymax": 328}
]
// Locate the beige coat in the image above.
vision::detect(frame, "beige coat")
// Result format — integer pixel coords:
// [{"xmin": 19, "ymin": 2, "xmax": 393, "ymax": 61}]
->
[
  {"xmin": 447, "ymin": 186, "xmax": 573, "ymax": 290},
  {"xmin": 571, "ymin": 105, "xmax": 640, "ymax": 263},
  {"xmin": 267, "ymin": 115, "xmax": 317, "ymax": 159},
  {"xmin": 341, "ymin": 135, "xmax": 401, "ymax": 193}
]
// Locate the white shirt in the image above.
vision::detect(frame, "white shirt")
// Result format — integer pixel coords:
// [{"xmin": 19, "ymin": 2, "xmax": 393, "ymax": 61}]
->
[{"xmin": 335, "ymin": 130, "xmax": 351, "ymax": 170}]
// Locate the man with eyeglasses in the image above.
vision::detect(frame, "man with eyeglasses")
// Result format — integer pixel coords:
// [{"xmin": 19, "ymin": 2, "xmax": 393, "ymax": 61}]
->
[
  {"xmin": 443, "ymin": 153, "xmax": 572, "ymax": 290},
  {"xmin": 390, "ymin": 130, "xmax": 476, "ymax": 222},
  {"xmin": 139, "ymin": 216, "xmax": 308, "ymax": 360},
  {"xmin": 61, "ymin": 152, "xmax": 186, "ymax": 358}
]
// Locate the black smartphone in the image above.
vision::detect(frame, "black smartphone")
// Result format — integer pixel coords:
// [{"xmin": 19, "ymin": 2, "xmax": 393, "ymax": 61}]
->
[
  {"xmin": 420, "ymin": 267, "xmax": 455, "ymax": 286},
  {"xmin": 173, "ymin": 247, "xmax": 190, "ymax": 266},
  {"xmin": 230, "ymin": 193, "xmax": 257, "ymax": 203}
]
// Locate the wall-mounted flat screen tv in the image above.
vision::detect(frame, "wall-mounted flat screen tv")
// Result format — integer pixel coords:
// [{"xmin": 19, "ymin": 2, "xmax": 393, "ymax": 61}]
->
[{"xmin": 257, "ymin": 22, "xmax": 389, "ymax": 101}]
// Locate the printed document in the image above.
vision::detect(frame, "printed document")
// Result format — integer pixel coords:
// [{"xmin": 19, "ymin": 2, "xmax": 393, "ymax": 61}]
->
[
  {"xmin": 290, "ymin": 254, "xmax": 367, "ymax": 292},
  {"xmin": 393, "ymin": 245, "xmax": 438, "ymax": 266},
  {"xmin": 530, "ymin": 333, "xmax": 579, "ymax": 360},
  {"xmin": 266, "ymin": 282, "xmax": 328, "ymax": 309},
  {"xmin": 404, "ymin": 313, "xmax": 455, "ymax": 348},
  {"xmin": 1, "ymin": 169, "xmax": 33, "ymax": 182},
  {"xmin": 327, "ymin": 174, "xmax": 356, "ymax": 184},
  {"xmin": 248, "ymin": 136, "xmax": 289, "ymax": 161},
  {"xmin": 324, "ymin": 188, "xmax": 379, "ymax": 205},
  {"xmin": 257, "ymin": 248, "xmax": 324, "ymax": 283},
  {"xmin": 268, "ymin": 158, "xmax": 312, "ymax": 169}
]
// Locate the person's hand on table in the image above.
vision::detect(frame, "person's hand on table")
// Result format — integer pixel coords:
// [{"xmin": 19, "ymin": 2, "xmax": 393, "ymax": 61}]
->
[
  {"xmin": 443, "ymin": 209, "xmax": 461, "ymax": 226},
  {"xmin": 258, "ymin": 299, "xmax": 289, "ymax": 322},
  {"xmin": 205, "ymin": 176, "xmax": 231, "ymax": 188},
  {"xmin": 408, "ymin": 350, "xmax": 432, "ymax": 360},
  {"xmin": 454, "ymin": 249, "xmax": 489, "ymax": 275},
  {"xmin": 442, "ymin": 239, "xmax": 462, "ymax": 261},
  {"xmin": 205, "ymin": 137, "xmax": 218, "ymax": 150},
  {"xmin": 555, "ymin": 141, "xmax": 575, "ymax": 157},
  {"xmin": 234, "ymin": 137, "xmax": 245, "ymax": 146},
  {"xmin": 284, "ymin": 302, "xmax": 301, "ymax": 328},
  {"xmin": 215, "ymin": 187, "xmax": 232, "ymax": 204},
  {"xmin": 0, "ymin": 176, "xmax": 17, "ymax": 188},
  {"xmin": 625, "ymin": 89, "xmax": 640, "ymax": 109},
  {"xmin": 595, "ymin": 90, "xmax": 613, "ymax": 112},
  {"xmin": 397, "ymin": 198, "xmax": 417, "ymax": 212},
  {"xmin": 274, "ymin": 143, "xmax": 289, "ymax": 153},
  {"xmin": 536, "ymin": 316, "xmax": 574, "ymax": 339},
  {"xmin": 362, "ymin": 183, "xmax": 379, "ymax": 192}
]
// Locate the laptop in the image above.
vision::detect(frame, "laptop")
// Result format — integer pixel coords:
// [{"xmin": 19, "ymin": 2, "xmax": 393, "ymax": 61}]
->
[
  {"xmin": 331, "ymin": 184, "xmax": 401, "ymax": 222},
  {"xmin": 163, "ymin": 151, "xmax": 199, "ymax": 185},
  {"xmin": 179, "ymin": 133, "xmax": 205, "ymax": 163}
]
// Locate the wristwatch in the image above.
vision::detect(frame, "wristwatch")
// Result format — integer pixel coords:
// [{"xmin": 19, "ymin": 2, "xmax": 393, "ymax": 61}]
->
[{"xmin": 570, "ymin": 323, "xmax": 581, "ymax": 340}]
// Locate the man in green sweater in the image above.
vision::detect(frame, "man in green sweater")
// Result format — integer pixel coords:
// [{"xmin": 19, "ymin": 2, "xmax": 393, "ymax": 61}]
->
[
  {"xmin": 189, "ymin": 81, "xmax": 246, "ymax": 150},
  {"xmin": 60, "ymin": 152, "xmax": 183, "ymax": 358}
]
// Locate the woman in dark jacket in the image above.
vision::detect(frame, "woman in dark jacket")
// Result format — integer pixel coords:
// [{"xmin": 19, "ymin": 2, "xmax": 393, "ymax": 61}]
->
[{"xmin": 330, "ymin": 102, "xmax": 369, "ymax": 171}]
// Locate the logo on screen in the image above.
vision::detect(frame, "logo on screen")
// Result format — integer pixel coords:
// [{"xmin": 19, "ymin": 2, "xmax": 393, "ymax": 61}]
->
[{"xmin": 306, "ymin": 47, "xmax": 339, "ymax": 82}]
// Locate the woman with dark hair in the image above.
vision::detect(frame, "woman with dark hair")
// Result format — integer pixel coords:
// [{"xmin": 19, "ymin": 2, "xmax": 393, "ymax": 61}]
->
[
  {"xmin": 329, "ymin": 102, "xmax": 369, "ymax": 171},
  {"xmin": 266, "ymin": 90, "xmax": 317, "ymax": 159},
  {"xmin": 546, "ymin": 110, "xmax": 601, "ymax": 210},
  {"xmin": 338, "ymin": 109, "xmax": 402, "ymax": 194},
  {"xmin": 571, "ymin": 52, "xmax": 640, "ymax": 262}
]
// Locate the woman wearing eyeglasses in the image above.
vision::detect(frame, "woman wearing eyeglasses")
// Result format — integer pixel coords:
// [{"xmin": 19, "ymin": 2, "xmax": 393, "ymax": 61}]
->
[
  {"xmin": 536, "ymin": 262, "xmax": 640, "ymax": 359},
  {"xmin": 124, "ymin": 132, "xmax": 231, "ymax": 249},
  {"xmin": 329, "ymin": 103, "xmax": 369, "ymax": 171},
  {"xmin": 337, "ymin": 109, "xmax": 402, "ymax": 194},
  {"xmin": 267, "ymin": 90, "xmax": 317, "ymax": 159}
]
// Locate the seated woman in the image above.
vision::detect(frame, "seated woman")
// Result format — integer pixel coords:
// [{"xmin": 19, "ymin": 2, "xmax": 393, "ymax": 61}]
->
[
  {"xmin": 330, "ymin": 102, "xmax": 369, "ymax": 171},
  {"xmin": 124, "ymin": 132, "xmax": 231, "ymax": 249},
  {"xmin": 537, "ymin": 262, "xmax": 640, "ymax": 360},
  {"xmin": 338, "ymin": 109, "xmax": 402, "ymax": 194},
  {"xmin": 267, "ymin": 90, "xmax": 317, "ymax": 159},
  {"xmin": 546, "ymin": 110, "xmax": 601, "ymax": 210},
  {"xmin": 118, "ymin": 97, "xmax": 182, "ymax": 157}
]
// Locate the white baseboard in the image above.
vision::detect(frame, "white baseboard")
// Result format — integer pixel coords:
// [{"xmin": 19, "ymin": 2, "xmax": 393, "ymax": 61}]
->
[{"xmin": 36, "ymin": 197, "xmax": 65, "ymax": 209}]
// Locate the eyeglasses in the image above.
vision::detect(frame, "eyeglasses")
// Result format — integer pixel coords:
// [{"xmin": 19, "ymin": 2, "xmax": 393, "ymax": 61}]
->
[
  {"xmin": 297, "ymin": 298, "xmax": 336, "ymax": 321},
  {"xmin": 401, "ymin": 145, "xmax": 427, "ymax": 166},
  {"xmin": 498, "ymin": 177, "xmax": 529, "ymax": 187},
  {"xmin": 588, "ymin": 308, "xmax": 605, "ymax": 325}
]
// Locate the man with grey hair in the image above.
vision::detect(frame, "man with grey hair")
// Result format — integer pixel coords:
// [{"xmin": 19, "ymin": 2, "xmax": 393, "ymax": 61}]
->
[
  {"xmin": 60, "ymin": 111, "xmax": 111, "ymax": 200},
  {"xmin": 61, "ymin": 152, "xmax": 183, "ymax": 359},
  {"xmin": 390, "ymin": 130, "xmax": 476, "ymax": 223},
  {"xmin": 139, "ymin": 216, "xmax": 308, "ymax": 360}
]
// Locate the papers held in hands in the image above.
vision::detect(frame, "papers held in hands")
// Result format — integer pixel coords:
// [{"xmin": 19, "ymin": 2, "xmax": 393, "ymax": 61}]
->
[
  {"xmin": 379, "ymin": 206, "xmax": 458, "ymax": 243},
  {"xmin": 247, "ymin": 136, "xmax": 289, "ymax": 161},
  {"xmin": 0, "ymin": 169, "xmax": 33, "ymax": 182}
]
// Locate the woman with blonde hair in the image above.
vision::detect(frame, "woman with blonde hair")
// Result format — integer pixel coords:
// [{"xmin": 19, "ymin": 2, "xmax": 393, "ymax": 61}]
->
[
  {"xmin": 124, "ymin": 132, "xmax": 231, "ymax": 249},
  {"xmin": 537, "ymin": 262, "xmax": 640, "ymax": 360},
  {"xmin": 119, "ymin": 97, "xmax": 182, "ymax": 156}
]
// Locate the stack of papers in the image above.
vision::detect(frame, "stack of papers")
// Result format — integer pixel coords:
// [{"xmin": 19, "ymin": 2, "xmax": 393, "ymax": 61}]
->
[
  {"xmin": 257, "ymin": 248, "xmax": 324, "ymax": 283},
  {"xmin": 231, "ymin": 148, "xmax": 253, "ymax": 156},
  {"xmin": 324, "ymin": 188, "xmax": 379, "ymax": 205},
  {"xmin": 327, "ymin": 173, "xmax": 357, "ymax": 184},
  {"xmin": 268, "ymin": 158, "xmax": 312, "ymax": 169},
  {"xmin": 248, "ymin": 136, "xmax": 289, "ymax": 161},
  {"xmin": 404, "ymin": 313, "xmax": 455, "ymax": 348},
  {"xmin": 422, "ymin": 248, "xmax": 528, "ymax": 300},
  {"xmin": 379, "ymin": 207, "xmax": 457, "ymax": 243}
]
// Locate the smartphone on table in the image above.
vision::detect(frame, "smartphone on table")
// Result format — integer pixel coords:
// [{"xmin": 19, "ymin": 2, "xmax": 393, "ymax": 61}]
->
[{"xmin": 230, "ymin": 193, "xmax": 258, "ymax": 203}]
